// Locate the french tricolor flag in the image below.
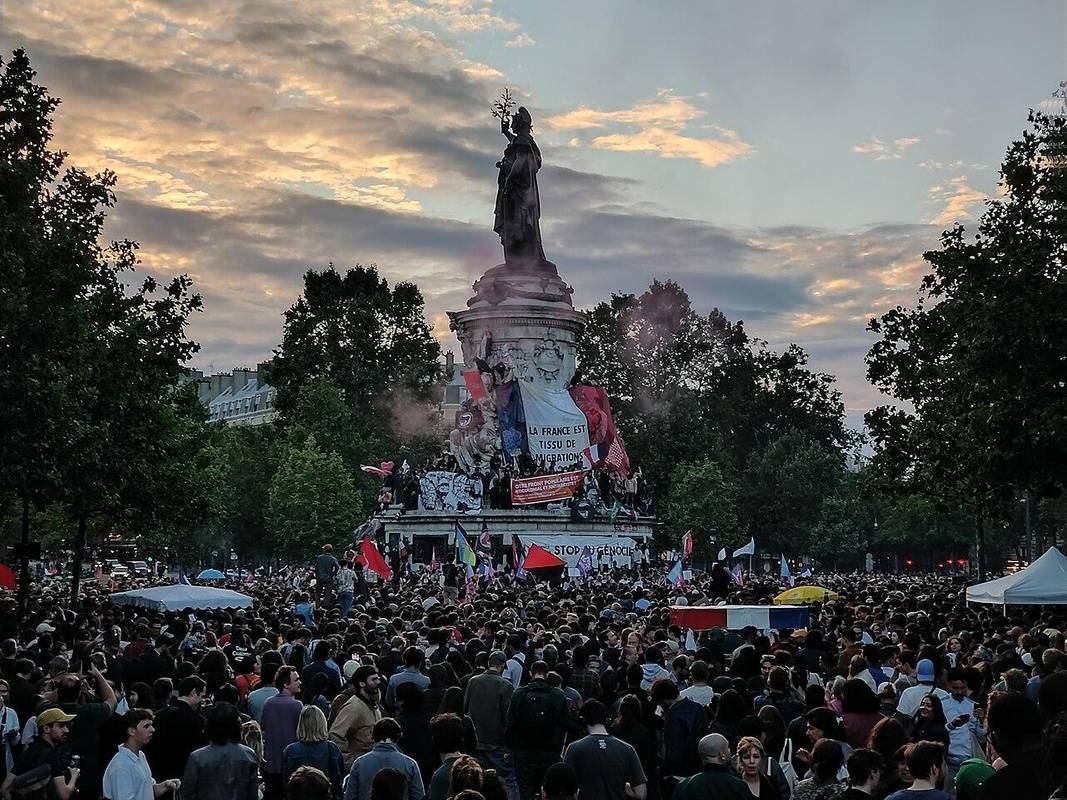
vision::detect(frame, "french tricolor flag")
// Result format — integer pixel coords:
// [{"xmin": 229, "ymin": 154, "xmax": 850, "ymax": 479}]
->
[{"xmin": 582, "ymin": 442, "xmax": 608, "ymax": 468}]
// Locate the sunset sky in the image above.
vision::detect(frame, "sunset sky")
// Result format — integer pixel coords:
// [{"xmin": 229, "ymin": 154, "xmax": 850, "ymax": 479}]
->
[{"xmin": 2, "ymin": 0, "xmax": 1063, "ymax": 424}]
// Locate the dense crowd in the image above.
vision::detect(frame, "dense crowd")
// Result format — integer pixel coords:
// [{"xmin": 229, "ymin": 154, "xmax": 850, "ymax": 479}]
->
[{"xmin": 0, "ymin": 554, "xmax": 1065, "ymax": 800}]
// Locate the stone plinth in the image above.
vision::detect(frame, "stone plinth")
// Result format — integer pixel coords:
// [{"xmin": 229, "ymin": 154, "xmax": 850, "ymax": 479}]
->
[{"xmin": 447, "ymin": 262, "xmax": 585, "ymax": 388}]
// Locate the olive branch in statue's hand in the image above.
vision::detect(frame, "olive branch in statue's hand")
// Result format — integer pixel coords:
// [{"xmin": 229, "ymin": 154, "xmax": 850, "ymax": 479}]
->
[{"xmin": 491, "ymin": 87, "xmax": 516, "ymax": 129}]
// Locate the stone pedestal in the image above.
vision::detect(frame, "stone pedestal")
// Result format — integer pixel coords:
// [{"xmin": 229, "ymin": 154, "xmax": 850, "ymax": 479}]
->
[{"xmin": 447, "ymin": 261, "xmax": 585, "ymax": 388}]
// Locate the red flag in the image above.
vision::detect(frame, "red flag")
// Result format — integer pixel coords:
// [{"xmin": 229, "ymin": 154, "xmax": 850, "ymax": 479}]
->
[
  {"xmin": 463, "ymin": 370, "xmax": 489, "ymax": 403},
  {"xmin": 605, "ymin": 435, "xmax": 630, "ymax": 478},
  {"xmin": 360, "ymin": 536, "xmax": 393, "ymax": 580},
  {"xmin": 682, "ymin": 531, "xmax": 693, "ymax": 560},
  {"xmin": 430, "ymin": 548, "xmax": 438, "ymax": 573}
]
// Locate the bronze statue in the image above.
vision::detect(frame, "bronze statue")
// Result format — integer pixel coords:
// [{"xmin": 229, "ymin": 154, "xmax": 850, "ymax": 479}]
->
[{"xmin": 494, "ymin": 104, "xmax": 548, "ymax": 267}]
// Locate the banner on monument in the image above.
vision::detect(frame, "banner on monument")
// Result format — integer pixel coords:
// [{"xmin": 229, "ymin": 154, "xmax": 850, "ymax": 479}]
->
[
  {"xmin": 418, "ymin": 471, "xmax": 482, "ymax": 512},
  {"xmin": 519, "ymin": 382, "xmax": 591, "ymax": 469},
  {"xmin": 526, "ymin": 534, "xmax": 638, "ymax": 566},
  {"xmin": 510, "ymin": 469, "xmax": 585, "ymax": 506}
]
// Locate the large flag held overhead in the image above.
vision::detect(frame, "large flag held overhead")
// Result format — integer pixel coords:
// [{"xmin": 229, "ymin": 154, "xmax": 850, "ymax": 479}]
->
[
  {"xmin": 780, "ymin": 554, "xmax": 794, "ymax": 587},
  {"xmin": 733, "ymin": 538, "xmax": 756, "ymax": 558},
  {"xmin": 519, "ymin": 381, "xmax": 591, "ymax": 471},
  {"xmin": 682, "ymin": 531, "xmax": 693, "ymax": 561},
  {"xmin": 522, "ymin": 543, "xmax": 567, "ymax": 582},
  {"xmin": 455, "ymin": 523, "xmax": 477, "ymax": 568},
  {"xmin": 360, "ymin": 536, "xmax": 393, "ymax": 580},
  {"xmin": 605, "ymin": 435, "xmax": 631, "ymax": 478},
  {"xmin": 666, "ymin": 559, "xmax": 685, "ymax": 587}
]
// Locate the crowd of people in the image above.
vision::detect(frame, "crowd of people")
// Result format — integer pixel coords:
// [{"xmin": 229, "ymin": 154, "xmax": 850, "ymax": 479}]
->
[
  {"xmin": 377, "ymin": 456, "xmax": 652, "ymax": 517},
  {"xmin": 0, "ymin": 555, "xmax": 1065, "ymax": 800}
]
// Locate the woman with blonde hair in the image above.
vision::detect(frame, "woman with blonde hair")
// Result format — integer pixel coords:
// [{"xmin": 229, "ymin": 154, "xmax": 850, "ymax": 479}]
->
[
  {"xmin": 283, "ymin": 705, "xmax": 345, "ymax": 798},
  {"xmin": 735, "ymin": 736, "xmax": 781, "ymax": 799}
]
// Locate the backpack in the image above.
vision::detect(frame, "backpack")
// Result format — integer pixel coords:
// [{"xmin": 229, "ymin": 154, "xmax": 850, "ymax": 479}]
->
[
  {"xmin": 512, "ymin": 684, "xmax": 559, "ymax": 748},
  {"xmin": 662, "ymin": 697, "xmax": 708, "ymax": 775},
  {"xmin": 4, "ymin": 763, "xmax": 52, "ymax": 800}
]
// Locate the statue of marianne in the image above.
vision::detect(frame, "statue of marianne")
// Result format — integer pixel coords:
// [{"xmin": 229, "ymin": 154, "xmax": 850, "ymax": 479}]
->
[{"xmin": 494, "ymin": 106, "xmax": 548, "ymax": 267}]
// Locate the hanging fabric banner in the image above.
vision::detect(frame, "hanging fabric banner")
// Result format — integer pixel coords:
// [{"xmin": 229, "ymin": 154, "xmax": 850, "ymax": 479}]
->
[
  {"xmin": 519, "ymin": 381, "xmax": 591, "ymax": 469},
  {"xmin": 510, "ymin": 469, "xmax": 586, "ymax": 506}
]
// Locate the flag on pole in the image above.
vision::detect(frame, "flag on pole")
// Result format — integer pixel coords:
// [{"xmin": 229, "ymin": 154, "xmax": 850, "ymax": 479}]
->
[
  {"xmin": 477, "ymin": 522, "xmax": 493, "ymax": 564},
  {"xmin": 360, "ymin": 536, "xmax": 393, "ymax": 580},
  {"xmin": 732, "ymin": 537, "xmax": 755, "ymax": 558},
  {"xmin": 511, "ymin": 534, "xmax": 528, "ymax": 580},
  {"xmin": 178, "ymin": 570, "xmax": 190, "ymax": 586},
  {"xmin": 608, "ymin": 500, "xmax": 622, "ymax": 522},
  {"xmin": 359, "ymin": 461, "xmax": 394, "ymax": 478},
  {"xmin": 681, "ymin": 531, "xmax": 693, "ymax": 561},
  {"xmin": 731, "ymin": 562, "xmax": 744, "ymax": 585},
  {"xmin": 605, "ymin": 435, "xmax": 631, "ymax": 477},
  {"xmin": 455, "ymin": 523, "xmax": 477, "ymax": 568},
  {"xmin": 582, "ymin": 441, "xmax": 608, "ymax": 469},
  {"xmin": 717, "ymin": 547, "xmax": 727, "ymax": 561},
  {"xmin": 666, "ymin": 559, "xmax": 685, "ymax": 587},
  {"xmin": 780, "ymin": 554, "xmax": 794, "ymax": 587},
  {"xmin": 430, "ymin": 548, "xmax": 438, "ymax": 573},
  {"xmin": 464, "ymin": 563, "xmax": 478, "ymax": 599},
  {"xmin": 800, "ymin": 564, "xmax": 812, "ymax": 578},
  {"xmin": 576, "ymin": 546, "xmax": 594, "ymax": 579}
]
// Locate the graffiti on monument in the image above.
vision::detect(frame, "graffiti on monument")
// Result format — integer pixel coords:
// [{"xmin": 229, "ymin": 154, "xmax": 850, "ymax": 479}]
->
[{"xmin": 418, "ymin": 471, "xmax": 483, "ymax": 512}]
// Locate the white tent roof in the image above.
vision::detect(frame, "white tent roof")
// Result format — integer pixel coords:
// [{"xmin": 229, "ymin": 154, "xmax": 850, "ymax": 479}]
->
[
  {"xmin": 108, "ymin": 584, "xmax": 254, "ymax": 612},
  {"xmin": 966, "ymin": 547, "xmax": 1067, "ymax": 605}
]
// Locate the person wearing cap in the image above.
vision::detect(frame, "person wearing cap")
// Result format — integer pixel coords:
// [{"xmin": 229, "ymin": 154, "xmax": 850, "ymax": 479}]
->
[
  {"xmin": 464, "ymin": 650, "xmax": 517, "ymax": 800},
  {"xmin": 14, "ymin": 707, "xmax": 80, "ymax": 800},
  {"xmin": 43, "ymin": 660, "xmax": 117, "ymax": 798},
  {"xmin": 894, "ymin": 659, "xmax": 949, "ymax": 720},
  {"xmin": 102, "ymin": 709, "xmax": 181, "ymax": 800}
]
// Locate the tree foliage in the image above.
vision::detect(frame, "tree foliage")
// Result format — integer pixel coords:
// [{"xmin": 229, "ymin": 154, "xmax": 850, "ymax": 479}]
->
[
  {"xmin": 664, "ymin": 458, "xmax": 738, "ymax": 557},
  {"xmin": 269, "ymin": 265, "xmax": 440, "ymax": 426},
  {"xmin": 866, "ymin": 105, "xmax": 1067, "ymax": 571},
  {"xmin": 267, "ymin": 435, "xmax": 360, "ymax": 562}
]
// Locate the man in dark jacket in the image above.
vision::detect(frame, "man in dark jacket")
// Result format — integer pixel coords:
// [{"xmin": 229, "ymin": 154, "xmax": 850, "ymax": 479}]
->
[
  {"xmin": 980, "ymin": 692, "xmax": 1050, "ymax": 800},
  {"xmin": 146, "ymin": 675, "xmax": 207, "ymax": 781},
  {"xmin": 672, "ymin": 734, "xmax": 748, "ymax": 800},
  {"xmin": 506, "ymin": 660, "xmax": 569, "ymax": 800}
]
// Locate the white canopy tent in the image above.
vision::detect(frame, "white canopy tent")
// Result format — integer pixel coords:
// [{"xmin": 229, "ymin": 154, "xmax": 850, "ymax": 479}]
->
[
  {"xmin": 966, "ymin": 547, "xmax": 1067, "ymax": 607},
  {"xmin": 108, "ymin": 584, "xmax": 254, "ymax": 612}
]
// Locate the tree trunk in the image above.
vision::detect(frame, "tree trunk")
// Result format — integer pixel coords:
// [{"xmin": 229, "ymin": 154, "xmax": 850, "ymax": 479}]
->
[
  {"xmin": 69, "ymin": 514, "xmax": 88, "ymax": 607},
  {"xmin": 16, "ymin": 494, "xmax": 31, "ymax": 618},
  {"xmin": 975, "ymin": 503, "xmax": 986, "ymax": 581}
]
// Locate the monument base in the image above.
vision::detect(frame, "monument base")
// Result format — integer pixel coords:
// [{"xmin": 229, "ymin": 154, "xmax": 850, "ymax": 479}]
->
[{"xmin": 381, "ymin": 508, "xmax": 655, "ymax": 569}]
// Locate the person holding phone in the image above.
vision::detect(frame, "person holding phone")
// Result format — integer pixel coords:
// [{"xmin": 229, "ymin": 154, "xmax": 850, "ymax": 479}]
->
[{"xmin": 942, "ymin": 669, "xmax": 986, "ymax": 789}]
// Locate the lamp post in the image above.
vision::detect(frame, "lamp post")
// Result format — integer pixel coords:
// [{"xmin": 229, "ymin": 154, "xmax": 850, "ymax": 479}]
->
[{"xmin": 1021, "ymin": 493, "xmax": 1032, "ymax": 562}]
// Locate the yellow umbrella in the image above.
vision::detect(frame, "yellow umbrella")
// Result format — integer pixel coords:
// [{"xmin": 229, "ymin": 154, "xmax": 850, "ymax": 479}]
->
[{"xmin": 774, "ymin": 585, "xmax": 839, "ymax": 605}]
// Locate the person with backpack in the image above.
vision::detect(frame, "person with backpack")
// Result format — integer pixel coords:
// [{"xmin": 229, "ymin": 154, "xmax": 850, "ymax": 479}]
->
[
  {"xmin": 505, "ymin": 661, "xmax": 569, "ymax": 800},
  {"xmin": 656, "ymin": 678, "xmax": 708, "ymax": 780}
]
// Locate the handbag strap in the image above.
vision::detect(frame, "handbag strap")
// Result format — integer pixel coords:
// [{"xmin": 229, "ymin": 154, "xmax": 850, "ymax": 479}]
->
[{"xmin": 779, "ymin": 736, "xmax": 792, "ymax": 763}]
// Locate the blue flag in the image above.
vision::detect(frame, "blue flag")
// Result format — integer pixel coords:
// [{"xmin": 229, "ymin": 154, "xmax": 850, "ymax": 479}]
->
[
  {"xmin": 178, "ymin": 571, "xmax": 191, "ymax": 586},
  {"xmin": 780, "ymin": 554, "xmax": 794, "ymax": 587},
  {"xmin": 666, "ymin": 559, "xmax": 685, "ymax": 587}
]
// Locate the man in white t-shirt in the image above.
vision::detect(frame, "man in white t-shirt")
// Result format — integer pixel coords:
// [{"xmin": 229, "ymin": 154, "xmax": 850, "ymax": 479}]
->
[
  {"xmin": 678, "ymin": 661, "xmax": 714, "ymax": 706},
  {"xmin": 895, "ymin": 658, "xmax": 949, "ymax": 719}
]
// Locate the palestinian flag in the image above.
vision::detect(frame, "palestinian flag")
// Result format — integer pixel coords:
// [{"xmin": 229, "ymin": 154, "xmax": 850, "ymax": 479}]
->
[{"xmin": 522, "ymin": 544, "xmax": 567, "ymax": 582}]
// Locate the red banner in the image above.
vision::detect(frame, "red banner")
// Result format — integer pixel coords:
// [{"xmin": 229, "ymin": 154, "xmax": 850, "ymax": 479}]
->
[{"xmin": 511, "ymin": 470, "xmax": 585, "ymax": 506}]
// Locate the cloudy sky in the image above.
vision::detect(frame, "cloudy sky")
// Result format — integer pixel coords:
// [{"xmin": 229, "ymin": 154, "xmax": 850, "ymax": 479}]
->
[{"xmin": 2, "ymin": 0, "xmax": 1063, "ymax": 423}]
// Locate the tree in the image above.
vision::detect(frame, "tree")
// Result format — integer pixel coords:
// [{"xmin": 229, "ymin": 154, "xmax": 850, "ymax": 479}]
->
[
  {"xmin": 577, "ymin": 280, "xmax": 852, "ymax": 518},
  {"xmin": 269, "ymin": 265, "xmax": 440, "ymax": 427},
  {"xmin": 0, "ymin": 49, "xmax": 202, "ymax": 605},
  {"xmin": 739, "ymin": 432, "xmax": 844, "ymax": 556},
  {"xmin": 267, "ymin": 435, "xmax": 361, "ymax": 563},
  {"xmin": 663, "ymin": 458, "xmax": 738, "ymax": 557},
  {"xmin": 866, "ymin": 105, "xmax": 1067, "ymax": 576}
]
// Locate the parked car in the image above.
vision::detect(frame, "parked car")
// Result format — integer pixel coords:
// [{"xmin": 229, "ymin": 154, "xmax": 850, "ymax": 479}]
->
[
  {"xmin": 104, "ymin": 559, "xmax": 130, "ymax": 578},
  {"xmin": 128, "ymin": 560, "xmax": 150, "ymax": 577}
]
